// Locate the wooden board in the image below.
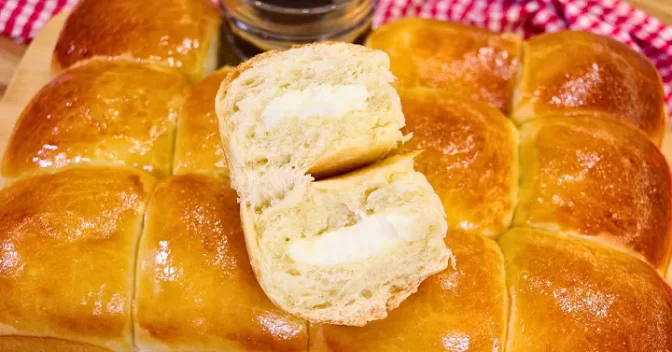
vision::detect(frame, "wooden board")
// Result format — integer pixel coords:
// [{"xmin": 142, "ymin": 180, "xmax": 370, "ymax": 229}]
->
[
  {"xmin": 0, "ymin": 37, "xmax": 27, "ymax": 98},
  {"xmin": 0, "ymin": 10, "xmax": 671, "ymax": 190},
  {"xmin": 0, "ymin": 12, "xmax": 68, "ymax": 188},
  {"xmin": 629, "ymin": 0, "xmax": 672, "ymax": 26}
]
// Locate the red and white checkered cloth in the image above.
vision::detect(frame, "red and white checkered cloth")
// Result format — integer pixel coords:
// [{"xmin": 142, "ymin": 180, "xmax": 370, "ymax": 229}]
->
[{"xmin": 1, "ymin": 0, "xmax": 672, "ymax": 115}]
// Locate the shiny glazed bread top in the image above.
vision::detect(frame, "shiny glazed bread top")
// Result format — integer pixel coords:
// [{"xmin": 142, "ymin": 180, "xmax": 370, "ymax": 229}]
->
[
  {"xmin": 2, "ymin": 60, "xmax": 190, "ymax": 180},
  {"xmin": 0, "ymin": 8, "xmax": 670, "ymax": 352},
  {"xmin": 394, "ymin": 87, "xmax": 518, "ymax": 237},
  {"xmin": 368, "ymin": 18, "xmax": 667, "ymax": 146},
  {"xmin": 53, "ymin": 0, "xmax": 221, "ymax": 81},
  {"xmin": 134, "ymin": 174, "xmax": 307, "ymax": 351},
  {"xmin": 501, "ymin": 228, "xmax": 672, "ymax": 351},
  {"xmin": 0, "ymin": 167, "xmax": 156, "ymax": 352},
  {"xmin": 366, "ymin": 17, "xmax": 522, "ymax": 114},
  {"xmin": 173, "ymin": 66, "xmax": 234, "ymax": 177},
  {"xmin": 513, "ymin": 31, "xmax": 667, "ymax": 145},
  {"xmin": 516, "ymin": 117, "xmax": 672, "ymax": 270}
]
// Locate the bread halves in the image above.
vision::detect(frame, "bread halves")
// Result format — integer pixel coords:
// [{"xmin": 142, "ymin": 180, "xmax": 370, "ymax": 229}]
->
[{"xmin": 216, "ymin": 42, "xmax": 452, "ymax": 326}]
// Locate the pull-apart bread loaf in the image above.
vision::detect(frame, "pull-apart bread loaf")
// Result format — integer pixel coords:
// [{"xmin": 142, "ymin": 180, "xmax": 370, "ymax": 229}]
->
[
  {"xmin": 2, "ymin": 5, "xmax": 672, "ymax": 350},
  {"xmin": 216, "ymin": 43, "xmax": 452, "ymax": 326},
  {"xmin": 53, "ymin": 0, "xmax": 221, "ymax": 81}
]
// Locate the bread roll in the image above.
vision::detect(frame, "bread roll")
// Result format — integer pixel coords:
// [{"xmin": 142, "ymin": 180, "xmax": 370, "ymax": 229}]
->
[
  {"xmin": 2, "ymin": 60, "xmax": 189, "ymax": 180},
  {"xmin": 134, "ymin": 175, "xmax": 307, "ymax": 351},
  {"xmin": 53, "ymin": 0, "xmax": 221, "ymax": 81},
  {"xmin": 217, "ymin": 43, "xmax": 450, "ymax": 326},
  {"xmin": 500, "ymin": 227, "xmax": 672, "ymax": 351},
  {"xmin": 239, "ymin": 154, "xmax": 450, "ymax": 326},
  {"xmin": 310, "ymin": 230, "xmax": 507, "ymax": 352},
  {"xmin": 216, "ymin": 42, "xmax": 406, "ymax": 208},
  {"xmin": 395, "ymin": 87, "xmax": 518, "ymax": 236},
  {"xmin": 173, "ymin": 66, "xmax": 234, "ymax": 176},
  {"xmin": 0, "ymin": 167, "xmax": 156, "ymax": 352},
  {"xmin": 512, "ymin": 31, "xmax": 666, "ymax": 145},
  {"xmin": 366, "ymin": 18, "xmax": 522, "ymax": 113},
  {"xmin": 515, "ymin": 117, "xmax": 672, "ymax": 272}
]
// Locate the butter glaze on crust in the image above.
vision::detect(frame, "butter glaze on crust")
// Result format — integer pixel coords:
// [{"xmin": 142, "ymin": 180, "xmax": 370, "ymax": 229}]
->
[
  {"xmin": 515, "ymin": 117, "xmax": 672, "ymax": 271},
  {"xmin": 53, "ymin": 0, "xmax": 220, "ymax": 81},
  {"xmin": 2, "ymin": 60, "xmax": 189, "ymax": 180},
  {"xmin": 310, "ymin": 230, "xmax": 507, "ymax": 352},
  {"xmin": 173, "ymin": 67, "xmax": 234, "ymax": 176},
  {"xmin": 500, "ymin": 228, "xmax": 672, "ymax": 352},
  {"xmin": 134, "ymin": 175, "xmax": 308, "ymax": 352},
  {"xmin": 366, "ymin": 17, "xmax": 522, "ymax": 113},
  {"xmin": 395, "ymin": 87, "xmax": 518, "ymax": 236},
  {"xmin": 0, "ymin": 167, "xmax": 156, "ymax": 352},
  {"xmin": 513, "ymin": 31, "xmax": 666, "ymax": 145}
]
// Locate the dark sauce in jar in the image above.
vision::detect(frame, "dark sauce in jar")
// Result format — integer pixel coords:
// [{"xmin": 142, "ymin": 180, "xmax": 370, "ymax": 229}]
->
[
  {"xmin": 258, "ymin": 0, "xmax": 335, "ymax": 23},
  {"xmin": 219, "ymin": 0, "xmax": 375, "ymax": 65}
]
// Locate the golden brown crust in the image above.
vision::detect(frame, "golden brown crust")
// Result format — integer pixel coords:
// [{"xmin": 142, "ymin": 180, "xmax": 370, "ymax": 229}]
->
[
  {"xmin": 310, "ymin": 230, "xmax": 507, "ymax": 351},
  {"xmin": 0, "ymin": 167, "xmax": 156, "ymax": 352},
  {"xmin": 134, "ymin": 174, "xmax": 308, "ymax": 351},
  {"xmin": 395, "ymin": 87, "xmax": 518, "ymax": 236},
  {"xmin": 2, "ymin": 60, "xmax": 189, "ymax": 180},
  {"xmin": 174, "ymin": 66, "xmax": 234, "ymax": 176},
  {"xmin": 53, "ymin": 0, "xmax": 220, "ymax": 81},
  {"xmin": 513, "ymin": 31, "xmax": 666, "ymax": 145},
  {"xmin": 366, "ymin": 17, "xmax": 522, "ymax": 113},
  {"xmin": 500, "ymin": 227, "xmax": 672, "ymax": 352},
  {"xmin": 515, "ymin": 117, "xmax": 672, "ymax": 271}
]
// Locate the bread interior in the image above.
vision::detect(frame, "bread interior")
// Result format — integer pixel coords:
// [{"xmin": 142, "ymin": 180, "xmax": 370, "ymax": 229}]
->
[
  {"xmin": 243, "ymin": 155, "xmax": 450, "ymax": 325},
  {"xmin": 219, "ymin": 43, "xmax": 405, "ymax": 210}
]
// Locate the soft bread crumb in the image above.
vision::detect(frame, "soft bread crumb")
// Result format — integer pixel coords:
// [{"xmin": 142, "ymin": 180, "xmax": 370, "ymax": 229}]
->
[
  {"xmin": 216, "ymin": 42, "xmax": 405, "ymax": 209},
  {"xmin": 216, "ymin": 43, "xmax": 450, "ymax": 326},
  {"xmin": 242, "ymin": 154, "xmax": 451, "ymax": 326}
]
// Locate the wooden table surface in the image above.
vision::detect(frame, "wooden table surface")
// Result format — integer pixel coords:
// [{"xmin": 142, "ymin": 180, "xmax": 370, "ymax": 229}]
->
[{"xmin": 0, "ymin": 0, "xmax": 671, "ymax": 101}]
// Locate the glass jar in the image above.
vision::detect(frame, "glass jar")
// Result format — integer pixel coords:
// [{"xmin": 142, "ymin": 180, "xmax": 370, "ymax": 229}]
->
[{"xmin": 219, "ymin": 0, "xmax": 376, "ymax": 64}]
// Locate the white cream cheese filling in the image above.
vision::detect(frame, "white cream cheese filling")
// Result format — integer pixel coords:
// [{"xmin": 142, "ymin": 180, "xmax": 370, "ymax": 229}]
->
[
  {"xmin": 286, "ymin": 213, "xmax": 414, "ymax": 266},
  {"xmin": 261, "ymin": 84, "xmax": 370, "ymax": 128}
]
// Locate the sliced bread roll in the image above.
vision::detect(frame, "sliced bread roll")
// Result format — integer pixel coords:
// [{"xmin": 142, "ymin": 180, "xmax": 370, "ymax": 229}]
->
[
  {"xmin": 216, "ymin": 43, "xmax": 451, "ymax": 326},
  {"xmin": 216, "ymin": 42, "xmax": 406, "ymax": 209},
  {"xmin": 240, "ymin": 154, "xmax": 451, "ymax": 326}
]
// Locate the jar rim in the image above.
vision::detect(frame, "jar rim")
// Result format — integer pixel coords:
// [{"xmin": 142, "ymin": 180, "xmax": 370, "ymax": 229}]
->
[{"xmin": 240, "ymin": 0, "xmax": 351, "ymax": 15}]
